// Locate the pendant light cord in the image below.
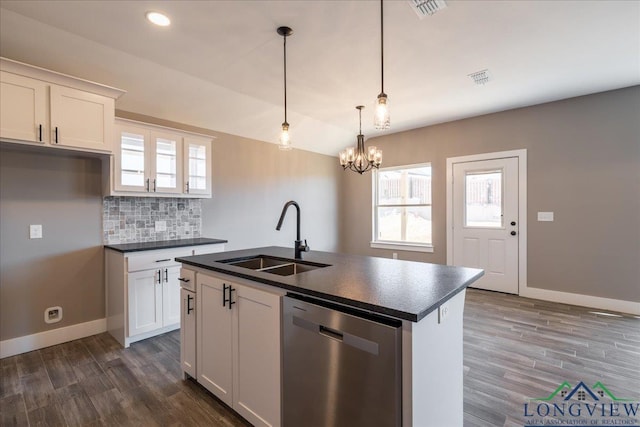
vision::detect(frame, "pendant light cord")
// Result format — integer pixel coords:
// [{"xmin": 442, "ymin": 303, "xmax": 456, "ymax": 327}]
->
[
  {"xmin": 283, "ymin": 34, "xmax": 288, "ymax": 124},
  {"xmin": 380, "ymin": 0, "xmax": 384, "ymax": 95}
]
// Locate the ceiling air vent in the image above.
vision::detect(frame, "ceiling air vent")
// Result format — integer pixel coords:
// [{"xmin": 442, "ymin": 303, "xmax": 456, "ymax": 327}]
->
[
  {"xmin": 468, "ymin": 69, "xmax": 492, "ymax": 85},
  {"xmin": 408, "ymin": 0, "xmax": 447, "ymax": 19}
]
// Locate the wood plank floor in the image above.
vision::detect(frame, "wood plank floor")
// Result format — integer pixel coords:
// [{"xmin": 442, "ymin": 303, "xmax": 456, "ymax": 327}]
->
[{"xmin": 1, "ymin": 289, "xmax": 638, "ymax": 426}]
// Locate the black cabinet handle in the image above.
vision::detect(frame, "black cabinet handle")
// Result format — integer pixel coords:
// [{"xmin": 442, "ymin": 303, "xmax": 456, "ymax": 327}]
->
[
  {"xmin": 38, "ymin": 124, "xmax": 42, "ymax": 142},
  {"xmin": 228, "ymin": 286, "xmax": 236, "ymax": 310},
  {"xmin": 178, "ymin": 277, "xmax": 190, "ymax": 283},
  {"xmin": 153, "ymin": 179, "xmax": 157, "ymax": 192},
  {"xmin": 156, "ymin": 269, "xmax": 161, "ymax": 284},
  {"xmin": 187, "ymin": 294, "xmax": 194, "ymax": 314},
  {"xmin": 510, "ymin": 221, "xmax": 517, "ymax": 226},
  {"xmin": 54, "ymin": 127, "xmax": 59, "ymax": 144},
  {"xmin": 510, "ymin": 231, "xmax": 517, "ymax": 236},
  {"xmin": 155, "ymin": 259, "xmax": 170, "ymax": 263},
  {"xmin": 222, "ymin": 284, "xmax": 229, "ymax": 307},
  {"xmin": 146, "ymin": 178, "xmax": 150, "ymax": 192},
  {"xmin": 186, "ymin": 181, "xmax": 190, "ymax": 193},
  {"xmin": 164, "ymin": 268, "xmax": 168, "ymax": 282}
]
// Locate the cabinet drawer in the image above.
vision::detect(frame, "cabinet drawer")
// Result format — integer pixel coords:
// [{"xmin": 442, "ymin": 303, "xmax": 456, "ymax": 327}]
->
[
  {"xmin": 179, "ymin": 268, "xmax": 196, "ymax": 292},
  {"xmin": 127, "ymin": 247, "xmax": 192, "ymax": 272}
]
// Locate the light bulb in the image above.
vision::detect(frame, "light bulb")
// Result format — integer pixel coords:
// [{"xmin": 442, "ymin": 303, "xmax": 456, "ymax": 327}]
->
[
  {"xmin": 374, "ymin": 93, "xmax": 390, "ymax": 130},
  {"xmin": 279, "ymin": 123, "xmax": 292, "ymax": 151}
]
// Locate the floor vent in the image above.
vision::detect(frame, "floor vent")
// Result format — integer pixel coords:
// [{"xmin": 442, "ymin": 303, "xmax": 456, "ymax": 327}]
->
[{"xmin": 408, "ymin": 0, "xmax": 447, "ymax": 19}]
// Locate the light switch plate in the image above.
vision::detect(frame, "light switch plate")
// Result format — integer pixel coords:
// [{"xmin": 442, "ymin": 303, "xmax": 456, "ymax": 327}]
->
[
  {"xmin": 29, "ymin": 224, "xmax": 43, "ymax": 239},
  {"xmin": 155, "ymin": 221, "xmax": 167, "ymax": 232},
  {"xmin": 537, "ymin": 212, "xmax": 554, "ymax": 222}
]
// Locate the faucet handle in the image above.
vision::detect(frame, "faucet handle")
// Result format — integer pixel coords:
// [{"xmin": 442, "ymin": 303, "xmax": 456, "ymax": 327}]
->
[{"xmin": 303, "ymin": 239, "xmax": 310, "ymax": 252}]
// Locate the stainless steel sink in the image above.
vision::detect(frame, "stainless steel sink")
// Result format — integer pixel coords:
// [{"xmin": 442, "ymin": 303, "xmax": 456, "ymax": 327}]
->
[{"xmin": 220, "ymin": 255, "xmax": 330, "ymax": 276}]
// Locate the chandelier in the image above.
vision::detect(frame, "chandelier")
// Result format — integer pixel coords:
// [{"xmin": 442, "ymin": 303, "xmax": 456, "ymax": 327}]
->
[{"xmin": 339, "ymin": 106, "xmax": 382, "ymax": 174}]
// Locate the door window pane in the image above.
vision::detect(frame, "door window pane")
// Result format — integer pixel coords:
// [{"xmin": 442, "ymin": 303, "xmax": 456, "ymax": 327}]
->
[
  {"xmin": 464, "ymin": 170, "xmax": 503, "ymax": 228},
  {"xmin": 156, "ymin": 138, "xmax": 177, "ymax": 188},
  {"xmin": 121, "ymin": 132, "xmax": 145, "ymax": 186}
]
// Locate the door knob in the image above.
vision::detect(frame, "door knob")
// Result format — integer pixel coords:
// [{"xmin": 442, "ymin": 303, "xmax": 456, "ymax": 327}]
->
[
  {"xmin": 510, "ymin": 221, "xmax": 516, "ymax": 226},
  {"xmin": 510, "ymin": 231, "xmax": 517, "ymax": 236}
]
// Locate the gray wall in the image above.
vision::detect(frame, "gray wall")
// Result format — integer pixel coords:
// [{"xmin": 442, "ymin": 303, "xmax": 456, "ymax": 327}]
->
[
  {"xmin": 339, "ymin": 86, "xmax": 640, "ymax": 303},
  {"xmin": 0, "ymin": 148, "xmax": 105, "ymax": 340}
]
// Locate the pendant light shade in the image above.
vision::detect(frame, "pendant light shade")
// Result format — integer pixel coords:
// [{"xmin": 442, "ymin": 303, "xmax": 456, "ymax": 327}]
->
[
  {"xmin": 277, "ymin": 26, "xmax": 293, "ymax": 150},
  {"xmin": 374, "ymin": 0, "xmax": 390, "ymax": 130},
  {"xmin": 339, "ymin": 106, "xmax": 382, "ymax": 174}
]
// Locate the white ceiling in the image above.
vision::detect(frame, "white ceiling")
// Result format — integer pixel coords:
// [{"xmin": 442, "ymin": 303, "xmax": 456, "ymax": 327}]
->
[{"xmin": 1, "ymin": 1, "xmax": 639, "ymax": 156}]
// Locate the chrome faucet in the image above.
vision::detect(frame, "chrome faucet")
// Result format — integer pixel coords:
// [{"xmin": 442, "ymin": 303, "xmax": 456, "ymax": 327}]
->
[{"xmin": 276, "ymin": 200, "xmax": 309, "ymax": 259}]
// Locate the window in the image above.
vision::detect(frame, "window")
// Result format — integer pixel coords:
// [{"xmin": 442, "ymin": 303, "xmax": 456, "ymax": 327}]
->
[{"xmin": 372, "ymin": 164, "xmax": 433, "ymax": 252}]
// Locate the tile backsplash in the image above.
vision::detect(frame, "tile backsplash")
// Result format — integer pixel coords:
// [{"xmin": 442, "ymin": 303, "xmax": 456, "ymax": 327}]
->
[{"xmin": 103, "ymin": 197, "xmax": 202, "ymax": 244}]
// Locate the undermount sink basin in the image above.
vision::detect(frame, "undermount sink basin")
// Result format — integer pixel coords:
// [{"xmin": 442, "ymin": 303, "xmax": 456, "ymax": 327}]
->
[{"xmin": 220, "ymin": 255, "xmax": 330, "ymax": 276}]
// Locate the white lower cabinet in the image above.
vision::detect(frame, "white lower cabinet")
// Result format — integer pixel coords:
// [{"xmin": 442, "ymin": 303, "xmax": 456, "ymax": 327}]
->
[
  {"xmin": 197, "ymin": 273, "xmax": 282, "ymax": 427},
  {"xmin": 106, "ymin": 243, "xmax": 225, "ymax": 348},
  {"xmin": 127, "ymin": 265, "xmax": 181, "ymax": 337}
]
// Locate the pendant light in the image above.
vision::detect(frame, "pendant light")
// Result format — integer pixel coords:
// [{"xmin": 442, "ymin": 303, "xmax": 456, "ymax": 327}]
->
[
  {"xmin": 374, "ymin": 0, "xmax": 390, "ymax": 130},
  {"xmin": 277, "ymin": 26, "xmax": 293, "ymax": 150},
  {"xmin": 339, "ymin": 106, "xmax": 382, "ymax": 174}
]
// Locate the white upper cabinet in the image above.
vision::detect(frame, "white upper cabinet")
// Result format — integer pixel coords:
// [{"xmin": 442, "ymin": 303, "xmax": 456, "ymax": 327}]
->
[
  {"xmin": 0, "ymin": 71, "xmax": 48, "ymax": 144},
  {"xmin": 184, "ymin": 136, "xmax": 212, "ymax": 196},
  {"xmin": 49, "ymin": 85, "xmax": 114, "ymax": 152},
  {"xmin": 0, "ymin": 57, "xmax": 124, "ymax": 154},
  {"xmin": 152, "ymin": 130, "xmax": 183, "ymax": 194},
  {"xmin": 111, "ymin": 118, "xmax": 213, "ymax": 198}
]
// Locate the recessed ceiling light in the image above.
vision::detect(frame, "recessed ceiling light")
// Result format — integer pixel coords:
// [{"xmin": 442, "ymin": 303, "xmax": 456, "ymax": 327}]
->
[{"xmin": 146, "ymin": 11, "xmax": 171, "ymax": 27}]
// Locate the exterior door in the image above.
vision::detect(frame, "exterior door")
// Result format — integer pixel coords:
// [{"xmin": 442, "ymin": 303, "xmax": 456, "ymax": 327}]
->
[{"xmin": 452, "ymin": 157, "xmax": 519, "ymax": 294}]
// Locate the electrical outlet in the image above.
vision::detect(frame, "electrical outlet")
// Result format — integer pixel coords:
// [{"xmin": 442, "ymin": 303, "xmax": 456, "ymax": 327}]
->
[
  {"xmin": 44, "ymin": 306, "xmax": 62, "ymax": 324},
  {"xmin": 438, "ymin": 303, "xmax": 450, "ymax": 324},
  {"xmin": 155, "ymin": 221, "xmax": 167, "ymax": 232},
  {"xmin": 29, "ymin": 224, "xmax": 43, "ymax": 239},
  {"xmin": 392, "ymin": 253, "xmax": 398, "ymax": 260}
]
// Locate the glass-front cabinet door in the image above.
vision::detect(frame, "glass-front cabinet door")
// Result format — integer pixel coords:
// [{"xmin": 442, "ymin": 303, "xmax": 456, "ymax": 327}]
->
[
  {"xmin": 151, "ymin": 131, "xmax": 183, "ymax": 194},
  {"xmin": 183, "ymin": 136, "xmax": 212, "ymax": 196},
  {"xmin": 114, "ymin": 123, "xmax": 150, "ymax": 193}
]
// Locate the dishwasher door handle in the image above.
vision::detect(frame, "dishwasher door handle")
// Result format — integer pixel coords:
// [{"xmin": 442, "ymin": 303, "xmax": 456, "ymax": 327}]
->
[{"xmin": 319, "ymin": 325, "xmax": 343, "ymax": 341}]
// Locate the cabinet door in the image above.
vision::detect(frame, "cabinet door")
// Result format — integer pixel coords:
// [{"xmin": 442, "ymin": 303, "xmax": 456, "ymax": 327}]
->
[
  {"xmin": 233, "ymin": 284, "xmax": 281, "ymax": 427},
  {"xmin": 180, "ymin": 288, "xmax": 197, "ymax": 378},
  {"xmin": 151, "ymin": 131, "xmax": 183, "ymax": 194},
  {"xmin": 183, "ymin": 137, "xmax": 212, "ymax": 196},
  {"xmin": 114, "ymin": 123, "xmax": 151, "ymax": 193},
  {"xmin": 197, "ymin": 275, "xmax": 233, "ymax": 406},
  {"xmin": 0, "ymin": 71, "xmax": 48, "ymax": 144},
  {"xmin": 162, "ymin": 266, "xmax": 181, "ymax": 326},
  {"xmin": 50, "ymin": 84, "xmax": 114, "ymax": 152},
  {"xmin": 127, "ymin": 269, "xmax": 163, "ymax": 336}
]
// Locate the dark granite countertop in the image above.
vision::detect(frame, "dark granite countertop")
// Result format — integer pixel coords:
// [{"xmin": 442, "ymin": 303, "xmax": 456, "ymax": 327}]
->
[
  {"xmin": 104, "ymin": 238, "xmax": 227, "ymax": 253},
  {"xmin": 176, "ymin": 246, "xmax": 483, "ymax": 322}
]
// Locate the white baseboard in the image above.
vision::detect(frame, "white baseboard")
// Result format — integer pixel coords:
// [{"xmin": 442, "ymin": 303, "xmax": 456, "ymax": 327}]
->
[
  {"xmin": 520, "ymin": 286, "xmax": 640, "ymax": 316},
  {"xmin": 0, "ymin": 318, "xmax": 107, "ymax": 359}
]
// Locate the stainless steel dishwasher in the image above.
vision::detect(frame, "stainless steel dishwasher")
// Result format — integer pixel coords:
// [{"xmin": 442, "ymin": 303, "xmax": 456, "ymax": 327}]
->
[{"xmin": 283, "ymin": 294, "xmax": 402, "ymax": 427}]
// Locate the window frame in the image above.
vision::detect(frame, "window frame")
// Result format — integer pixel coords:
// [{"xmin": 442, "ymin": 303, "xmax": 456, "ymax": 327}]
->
[{"xmin": 371, "ymin": 163, "xmax": 434, "ymax": 253}]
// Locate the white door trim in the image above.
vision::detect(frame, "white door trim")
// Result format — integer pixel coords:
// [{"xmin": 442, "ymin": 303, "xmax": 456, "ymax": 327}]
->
[{"xmin": 446, "ymin": 149, "xmax": 527, "ymax": 295}]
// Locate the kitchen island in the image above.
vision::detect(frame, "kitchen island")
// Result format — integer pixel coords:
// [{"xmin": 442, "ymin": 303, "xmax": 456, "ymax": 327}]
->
[{"xmin": 176, "ymin": 246, "xmax": 483, "ymax": 427}]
